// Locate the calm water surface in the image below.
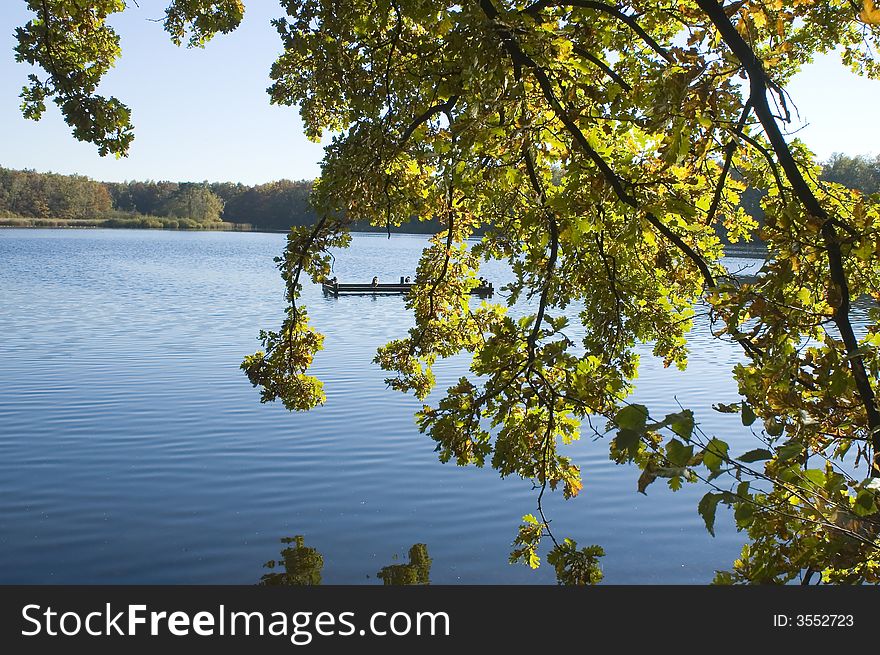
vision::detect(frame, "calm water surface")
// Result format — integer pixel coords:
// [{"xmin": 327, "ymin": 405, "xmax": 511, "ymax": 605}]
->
[{"xmin": 0, "ymin": 229, "xmax": 787, "ymax": 583}]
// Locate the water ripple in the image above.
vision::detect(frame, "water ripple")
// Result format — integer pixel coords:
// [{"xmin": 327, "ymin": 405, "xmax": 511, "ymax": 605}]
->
[{"xmin": 0, "ymin": 229, "xmax": 771, "ymax": 583}]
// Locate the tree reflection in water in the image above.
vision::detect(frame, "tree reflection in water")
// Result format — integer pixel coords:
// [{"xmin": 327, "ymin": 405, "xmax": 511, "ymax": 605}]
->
[
  {"xmin": 258, "ymin": 534, "xmax": 603, "ymax": 585},
  {"xmin": 259, "ymin": 536, "xmax": 324, "ymax": 586},
  {"xmin": 258, "ymin": 536, "xmax": 431, "ymax": 586},
  {"xmin": 376, "ymin": 544, "xmax": 431, "ymax": 585}
]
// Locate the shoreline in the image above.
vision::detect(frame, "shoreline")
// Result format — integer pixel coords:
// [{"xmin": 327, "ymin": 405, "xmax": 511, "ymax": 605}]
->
[{"xmin": 0, "ymin": 218, "xmax": 252, "ymax": 232}]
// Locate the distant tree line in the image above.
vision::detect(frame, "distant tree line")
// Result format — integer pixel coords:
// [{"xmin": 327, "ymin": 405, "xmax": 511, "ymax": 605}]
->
[
  {"xmin": 820, "ymin": 153, "xmax": 880, "ymax": 195},
  {"xmin": 0, "ymin": 167, "xmax": 446, "ymax": 232},
  {"xmin": 735, "ymin": 153, "xmax": 880, "ymax": 236},
  {"xmin": 0, "ymin": 167, "xmax": 112, "ymax": 220},
  {"xmin": 108, "ymin": 180, "xmax": 225, "ymax": 223},
  {"xmin": 0, "ymin": 167, "xmax": 230, "ymax": 226},
  {"xmin": 2, "ymin": 156, "xmax": 877, "ymax": 233}
]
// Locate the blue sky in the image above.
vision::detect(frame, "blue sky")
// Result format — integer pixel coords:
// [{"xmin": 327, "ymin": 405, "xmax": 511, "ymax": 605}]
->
[{"xmin": 1, "ymin": 3, "xmax": 878, "ymax": 185}]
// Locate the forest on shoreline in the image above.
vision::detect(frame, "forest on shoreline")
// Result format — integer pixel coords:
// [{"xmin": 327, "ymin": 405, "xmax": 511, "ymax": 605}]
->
[
  {"xmin": 0, "ymin": 167, "xmax": 439, "ymax": 233},
  {"xmin": 1, "ymin": 153, "xmax": 878, "ymax": 235}
]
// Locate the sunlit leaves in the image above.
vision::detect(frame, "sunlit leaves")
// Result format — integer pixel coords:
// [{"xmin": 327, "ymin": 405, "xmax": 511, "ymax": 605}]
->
[
  {"xmin": 852, "ymin": 489, "xmax": 879, "ymax": 517},
  {"xmin": 241, "ymin": 221, "xmax": 350, "ymax": 411},
  {"xmin": 14, "ymin": 0, "xmax": 132, "ymax": 156},
  {"xmin": 249, "ymin": 0, "xmax": 880, "ymax": 583},
  {"xmin": 375, "ymin": 225, "xmax": 484, "ymax": 399},
  {"xmin": 240, "ymin": 315, "xmax": 327, "ymax": 412},
  {"xmin": 861, "ymin": 0, "xmax": 880, "ymax": 25},
  {"xmin": 164, "ymin": 0, "xmax": 245, "ymax": 47},
  {"xmin": 510, "ymin": 514, "xmax": 544, "ymax": 570},
  {"xmin": 546, "ymin": 539, "xmax": 605, "ymax": 586}
]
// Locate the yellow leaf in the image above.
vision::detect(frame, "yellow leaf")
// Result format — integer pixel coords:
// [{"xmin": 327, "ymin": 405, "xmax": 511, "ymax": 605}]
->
[
  {"xmin": 862, "ymin": 0, "xmax": 880, "ymax": 24},
  {"xmin": 751, "ymin": 8, "xmax": 768, "ymax": 29}
]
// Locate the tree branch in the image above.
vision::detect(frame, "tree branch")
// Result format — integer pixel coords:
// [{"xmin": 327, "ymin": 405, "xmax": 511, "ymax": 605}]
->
[
  {"xmin": 572, "ymin": 45, "xmax": 632, "ymax": 91},
  {"xmin": 705, "ymin": 99, "xmax": 751, "ymax": 226},
  {"xmin": 522, "ymin": 143, "xmax": 560, "ymax": 360},
  {"xmin": 399, "ymin": 95, "xmax": 460, "ymax": 146},
  {"xmin": 697, "ymin": 0, "xmax": 880, "ymax": 471},
  {"xmin": 523, "ymin": 0, "xmax": 674, "ymax": 62}
]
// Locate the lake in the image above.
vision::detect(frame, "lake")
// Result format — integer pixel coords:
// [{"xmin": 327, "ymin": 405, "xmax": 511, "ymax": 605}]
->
[{"xmin": 0, "ymin": 228, "xmax": 781, "ymax": 584}]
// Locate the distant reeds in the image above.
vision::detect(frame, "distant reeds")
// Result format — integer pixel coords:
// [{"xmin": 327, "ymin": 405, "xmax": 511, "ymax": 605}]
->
[{"xmin": 0, "ymin": 215, "xmax": 252, "ymax": 231}]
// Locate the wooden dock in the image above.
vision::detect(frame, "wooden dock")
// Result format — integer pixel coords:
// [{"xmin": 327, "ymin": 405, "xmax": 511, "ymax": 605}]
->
[{"xmin": 321, "ymin": 280, "xmax": 494, "ymax": 298}]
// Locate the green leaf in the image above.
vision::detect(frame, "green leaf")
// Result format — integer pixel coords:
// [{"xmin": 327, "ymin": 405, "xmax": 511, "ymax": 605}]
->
[
  {"xmin": 703, "ymin": 438, "xmax": 729, "ymax": 473},
  {"xmin": 777, "ymin": 442, "xmax": 804, "ymax": 462},
  {"xmin": 698, "ymin": 492, "xmax": 723, "ymax": 537},
  {"xmin": 668, "ymin": 410, "xmax": 694, "ymax": 441},
  {"xmin": 764, "ymin": 417, "xmax": 785, "ymax": 437},
  {"xmin": 741, "ymin": 402, "xmax": 756, "ymax": 426},
  {"xmin": 801, "ymin": 469, "xmax": 825, "ymax": 489},
  {"xmin": 646, "ymin": 409, "xmax": 694, "ymax": 440},
  {"xmin": 736, "ymin": 448, "xmax": 772, "ymax": 463},
  {"xmin": 666, "ymin": 438, "xmax": 694, "ymax": 467},
  {"xmin": 734, "ymin": 501, "xmax": 755, "ymax": 528},
  {"xmin": 852, "ymin": 490, "xmax": 878, "ymax": 517},
  {"xmin": 615, "ymin": 404, "xmax": 649, "ymax": 433},
  {"xmin": 777, "ymin": 465, "xmax": 801, "ymax": 484},
  {"xmin": 825, "ymin": 472, "xmax": 848, "ymax": 494},
  {"xmin": 614, "ymin": 428, "xmax": 642, "ymax": 458}
]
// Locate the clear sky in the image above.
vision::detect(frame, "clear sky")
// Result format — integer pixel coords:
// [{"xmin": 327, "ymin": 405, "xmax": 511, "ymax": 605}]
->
[{"xmin": 1, "ymin": 3, "xmax": 878, "ymax": 185}]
